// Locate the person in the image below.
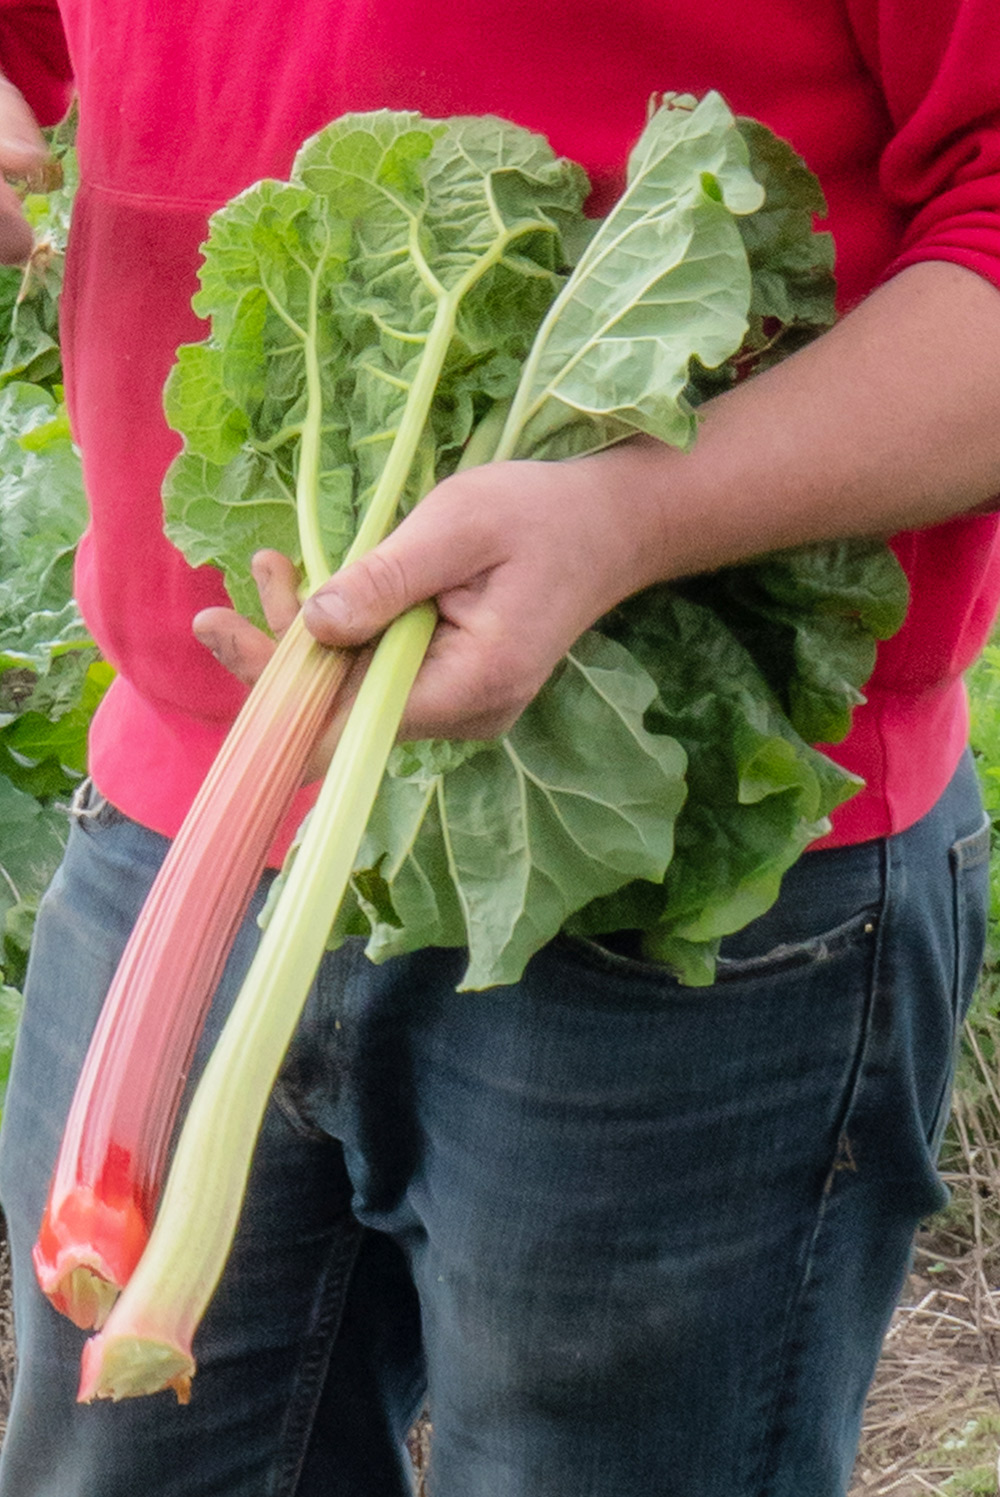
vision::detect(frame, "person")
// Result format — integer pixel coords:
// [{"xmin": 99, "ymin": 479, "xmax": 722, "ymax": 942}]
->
[{"xmin": 0, "ymin": 3, "xmax": 999, "ymax": 1493}]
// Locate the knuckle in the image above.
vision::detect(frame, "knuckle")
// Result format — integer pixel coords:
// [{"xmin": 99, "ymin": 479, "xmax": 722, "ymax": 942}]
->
[
  {"xmin": 473, "ymin": 650, "xmax": 537, "ymax": 725},
  {"xmin": 358, "ymin": 547, "xmax": 410, "ymax": 616}
]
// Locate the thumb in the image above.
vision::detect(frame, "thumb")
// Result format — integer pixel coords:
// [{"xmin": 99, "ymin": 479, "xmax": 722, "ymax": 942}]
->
[
  {"xmin": 303, "ymin": 480, "xmax": 498, "ymax": 644},
  {"xmin": 303, "ymin": 546, "xmax": 419, "ymax": 647}
]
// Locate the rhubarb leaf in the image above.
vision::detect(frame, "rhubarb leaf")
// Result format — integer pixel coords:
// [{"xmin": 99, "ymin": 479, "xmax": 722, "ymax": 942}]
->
[
  {"xmin": 164, "ymin": 112, "xmax": 587, "ymax": 610},
  {"xmin": 0, "ymin": 382, "xmax": 90, "ymax": 672},
  {"xmin": 677, "ymin": 539, "xmax": 909, "ymax": 745},
  {"xmin": 352, "ymin": 632, "xmax": 687, "ymax": 988},
  {"xmin": 296, "ymin": 110, "xmax": 587, "ymax": 523},
  {"xmin": 495, "ymin": 91, "xmax": 764, "ymax": 461},
  {"xmin": 566, "ymin": 590, "xmax": 860, "ymax": 983},
  {"xmin": 163, "ymin": 179, "xmax": 357, "ymax": 610},
  {"xmin": 734, "ymin": 119, "xmax": 836, "ymax": 333}
]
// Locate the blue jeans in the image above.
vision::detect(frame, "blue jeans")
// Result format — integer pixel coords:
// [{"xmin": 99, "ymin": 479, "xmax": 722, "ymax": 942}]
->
[{"xmin": 0, "ymin": 753, "xmax": 990, "ymax": 1497}]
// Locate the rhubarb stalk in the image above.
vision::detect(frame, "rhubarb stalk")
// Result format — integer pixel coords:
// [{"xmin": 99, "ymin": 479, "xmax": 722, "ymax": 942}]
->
[
  {"xmin": 77, "ymin": 603, "xmax": 436, "ymax": 1401},
  {"xmin": 34, "ymin": 191, "xmax": 357, "ymax": 1328}
]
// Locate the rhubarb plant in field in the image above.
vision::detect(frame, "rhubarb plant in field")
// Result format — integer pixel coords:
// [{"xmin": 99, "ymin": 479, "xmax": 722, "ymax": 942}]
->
[
  {"xmin": 0, "ymin": 145, "xmax": 112, "ymax": 1123},
  {"xmin": 41, "ymin": 95, "xmax": 910, "ymax": 1398},
  {"xmin": 0, "ymin": 129, "xmax": 103, "ymax": 1075}
]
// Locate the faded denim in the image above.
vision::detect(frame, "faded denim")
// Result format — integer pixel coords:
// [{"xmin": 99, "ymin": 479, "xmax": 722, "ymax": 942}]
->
[{"xmin": 0, "ymin": 752, "xmax": 989, "ymax": 1496}]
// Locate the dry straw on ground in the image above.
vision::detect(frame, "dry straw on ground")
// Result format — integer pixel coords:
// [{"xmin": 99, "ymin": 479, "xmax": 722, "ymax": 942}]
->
[{"xmin": 850, "ymin": 1025, "xmax": 1000, "ymax": 1497}]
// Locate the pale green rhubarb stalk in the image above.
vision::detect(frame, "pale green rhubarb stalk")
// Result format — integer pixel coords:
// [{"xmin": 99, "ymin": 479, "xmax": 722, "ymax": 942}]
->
[
  {"xmin": 77, "ymin": 602, "xmax": 436, "ymax": 1403},
  {"xmin": 33, "ymin": 249, "xmax": 351, "ymax": 1331}
]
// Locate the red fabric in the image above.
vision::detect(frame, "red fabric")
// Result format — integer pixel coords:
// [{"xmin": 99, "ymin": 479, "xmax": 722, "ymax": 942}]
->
[
  {"xmin": 0, "ymin": 0, "xmax": 71, "ymax": 125},
  {"xmin": 6, "ymin": 0, "xmax": 1000, "ymax": 853}
]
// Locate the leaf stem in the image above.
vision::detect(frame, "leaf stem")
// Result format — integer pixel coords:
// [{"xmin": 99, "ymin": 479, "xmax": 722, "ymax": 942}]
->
[
  {"xmin": 296, "ymin": 256, "xmax": 332, "ymax": 590},
  {"xmin": 345, "ymin": 290, "xmax": 459, "ymax": 562}
]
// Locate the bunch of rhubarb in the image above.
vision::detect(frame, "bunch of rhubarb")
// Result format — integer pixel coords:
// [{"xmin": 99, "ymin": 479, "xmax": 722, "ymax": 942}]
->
[{"xmin": 34, "ymin": 96, "xmax": 907, "ymax": 1400}]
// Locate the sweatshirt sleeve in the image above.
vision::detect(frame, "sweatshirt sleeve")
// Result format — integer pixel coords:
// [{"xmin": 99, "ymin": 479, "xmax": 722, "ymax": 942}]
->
[
  {"xmin": 846, "ymin": 0, "xmax": 1000, "ymax": 292},
  {"xmin": 0, "ymin": 0, "xmax": 73, "ymax": 127}
]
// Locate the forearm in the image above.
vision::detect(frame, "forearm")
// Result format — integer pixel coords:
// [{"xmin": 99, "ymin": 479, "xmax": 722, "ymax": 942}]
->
[{"xmin": 609, "ymin": 259, "xmax": 1000, "ymax": 590}]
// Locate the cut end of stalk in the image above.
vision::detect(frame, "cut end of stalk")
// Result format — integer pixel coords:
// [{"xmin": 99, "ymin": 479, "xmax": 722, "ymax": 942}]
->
[
  {"xmin": 38, "ymin": 1262, "xmax": 121, "ymax": 1332},
  {"xmin": 33, "ymin": 1187, "xmax": 149, "ymax": 1329},
  {"xmin": 77, "ymin": 1332, "xmax": 194, "ymax": 1405}
]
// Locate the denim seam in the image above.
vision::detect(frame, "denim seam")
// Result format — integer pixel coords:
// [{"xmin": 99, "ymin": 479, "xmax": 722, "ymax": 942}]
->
[
  {"xmin": 950, "ymin": 813, "xmax": 991, "ymax": 871},
  {"xmin": 558, "ymin": 903, "xmax": 883, "ymax": 992},
  {"xmin": 267, "ymin": 1214, "xmax": 367, "ymax": 1497},
  {"xmin": 749, "ymin": 839, "xmax": 889, "ymax": 1497},
  {"xmin": 925, "ymin": 816, "xmax": 993, "ymax": 1151}
]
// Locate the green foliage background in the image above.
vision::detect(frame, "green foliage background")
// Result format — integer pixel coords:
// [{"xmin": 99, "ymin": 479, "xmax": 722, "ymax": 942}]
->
[{"xmin": 0, "ymin": 124, "xmax": 111, "ymax": 1114}]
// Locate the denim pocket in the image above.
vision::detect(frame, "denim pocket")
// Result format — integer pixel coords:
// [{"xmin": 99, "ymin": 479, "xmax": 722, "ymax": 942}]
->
[
  {"xmin": 713, "ymin": 905, "xmax": 882, "ymax": 982},
  {"xmin": 562, "ymin": 836, "xmax": 884, "ymax": 994},
  {"xmin": 68, "ymin": 776, "xmax": 129, "ymax": 832},
  {"xmin": 565, "ymin": 904, "xmax": 883, "ymax": 993}
]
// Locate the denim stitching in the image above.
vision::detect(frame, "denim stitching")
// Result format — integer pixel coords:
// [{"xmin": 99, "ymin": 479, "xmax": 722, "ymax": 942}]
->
[
  {"xmin": 950, "ymin": 812, "xmax": 991, "ymax": 871},
  {"xmin": 560, "ymin": 904, "xmax": 882, "ymax": 992},
  {"xmin": 748, "ymin": 842, "xmax": 889, "ymax": 1496},
  {"xmin": 268, "ymin": 1214, "xmax": 367, "ymax": 1497}
]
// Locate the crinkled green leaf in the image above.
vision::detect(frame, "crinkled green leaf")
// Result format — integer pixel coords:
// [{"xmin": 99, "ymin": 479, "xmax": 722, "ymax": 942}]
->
[
  {"xmin": 565, "ymin": 589, "xmax": 859, "ymax": 981},
  {"xmin": 0, "ymin": 775, "xmax": 69, "ymax": 925},
  {"xmin": 0, "ymin": 146, "xmax": 76, "ymax": 392},
  {"xmin": 163, "ymin": 180, "xmax": 356, "ymax": 607},
  {"xmin": 0, "ymin": 978, "xmax": 25, "ymax": 1123},
  {"xmin": 685, "ymin": 122, "xmax": 837, "ymax": 403},
  {"xmin": 0, "ymin": 658, "xmax": 113, "ymax": 797},
  {"xmin": 166, "ymin": 113, "xmax": 585, "ymax": 603},
  {"xmin": 164, "ymin": 343, "xmax": 250, "ymax": 467},
  {"xmin": 297, "ymin": 110, "xmax": 586, "ymax": 513},
  {"xmin": 351, "ymin": 632, "xmax": 687, "ymax": 987},
  {"xmin": 166, "ymin": 450, "xmax": 320, "ymax": 622},
  {"xmin": 678, "ymin": 539, "xmax": 910, "ymax": 744},
  {"xmin": 498, "ymin": 92, "xmax": 764, "ymax": 460},
  {"xmin": 734, "ymin": 119, "xmax": 836, "ymax": 331},
  {"xmin": 0, "ymin": 382, "xmax": 90, "ymax": 673}
]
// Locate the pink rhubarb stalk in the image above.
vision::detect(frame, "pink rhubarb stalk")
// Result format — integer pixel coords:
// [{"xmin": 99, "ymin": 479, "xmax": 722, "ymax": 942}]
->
[{"xmin": 33, "ymin": 612, "xmax": 348, "ymax": 1329}]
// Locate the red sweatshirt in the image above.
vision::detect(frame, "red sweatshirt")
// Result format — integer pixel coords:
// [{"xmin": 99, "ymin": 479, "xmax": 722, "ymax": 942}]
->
[{"xmin": 5, "ymin": 0, "xmax": 1000, "ymax": 855}]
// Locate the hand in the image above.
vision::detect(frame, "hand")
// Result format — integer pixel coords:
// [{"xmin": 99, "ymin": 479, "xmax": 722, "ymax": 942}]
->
[
  {"xmin": 0, "ymin": 78, "xmax": 49, "ymax": 263},
  {"xmin": 301, "ymin": 452, "xmax": 667, "ymax": 740},
  {"xmin": 193, "ymin": 449, "xmax": 669, "ymax": 747}
]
